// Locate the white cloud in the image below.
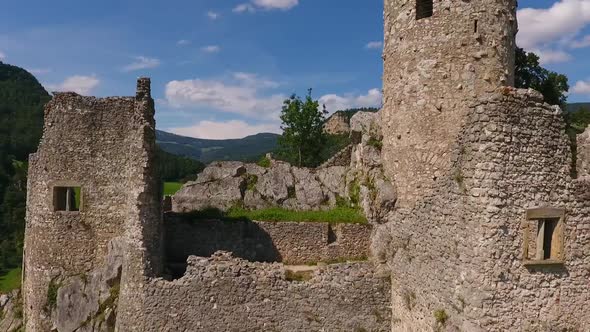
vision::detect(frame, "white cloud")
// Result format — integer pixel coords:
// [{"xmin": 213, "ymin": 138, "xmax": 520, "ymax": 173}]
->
[
  {"xmin": 572, "ymin": 80, "xmax": 590, "ymax": 95},
  {"xmin": 233, "ymin": 72, "xmax": 280, "ymax": 88},
  {"xmin": 170, "ymin": 120, "xmax": 280, "ymax": 139},
  {"xmin": 532, "ymin": 48, "xmax": 573, "ymax": 64},
  {"xmin": 29, "ymin": 68, "xmax": 52, "ymax": 75},
  {"xmin": 365, "ymin": 41, "xmax": 383, "ymax": 50},
  {"xmin": 0, "ymin": 51, "xmax": 5, "ymax": 61},
  {"xmin": 165, "ymin": 74, "xmax": 286, "ymax": 120},
  {"xmin": 253, "ymin": 0, "xmax": 298, "ymax": 10},
  {"xmin": 207, "ymin": 11, "xmax": 220, "ymax": 20},
  {"xmin": 233, "ymin": 3, "xmax": 256, "ymax": 13},
  {"xmin": 122, "ymin": 56, "xmax": 160, "ymax": 72},
  {"xmin": 318, "ymin": 89, "xmax": 382, "ymax": 114},
  {"xmin": 201, "ymin": 45, "xmax": 221, "ymax": 53},
  {"xmin": 570, "ymin": 34, "xmax": 590, "ymax": 48},
  {"xmin": 234, "ymin": 0, "xmax": 298, "ymax": 13},
  {"xmin": 47, "ymin": 75, "xmax": 100, "ymax": 95},
  {"xmin": 177, "ymin": 39, "xmax": 191, "ymax": 46},
  {"xmin": 517, "ymin": 0, "xmax": 590, "ymax": 50}
]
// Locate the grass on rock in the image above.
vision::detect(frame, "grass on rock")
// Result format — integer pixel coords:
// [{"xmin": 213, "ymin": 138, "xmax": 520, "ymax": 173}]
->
[
  {"xmin": 183, "ymin": 206, "xmax": 367, "ymax": 224},
  {"xmin": 163, "ymin": 182, "xmax": 183, "ymax": 196},
  {"xmin": 0, "ymin": 267, "xmax": 22, "ymax": 293}
]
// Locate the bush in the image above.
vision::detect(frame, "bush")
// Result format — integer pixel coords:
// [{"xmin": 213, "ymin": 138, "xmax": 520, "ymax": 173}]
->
[{"xmin": 257, "ymin": 156, "xmax": 271, "ymax": 168}]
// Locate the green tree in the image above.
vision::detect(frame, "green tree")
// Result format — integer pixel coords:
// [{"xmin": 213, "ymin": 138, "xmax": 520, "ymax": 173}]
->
[
  {"xmin": 277, "ymin": 89, "xmax": 328, "ymax": 167},
  {"xmin": 515, "ymin": 47, "xmax": 569, "ymax": 106}
]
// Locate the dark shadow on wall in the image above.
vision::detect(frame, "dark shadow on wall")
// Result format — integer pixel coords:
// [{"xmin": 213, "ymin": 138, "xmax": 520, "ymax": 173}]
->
[{"xmin": 164, "ymin": 212, "xmax": 281, "ymax": 279}]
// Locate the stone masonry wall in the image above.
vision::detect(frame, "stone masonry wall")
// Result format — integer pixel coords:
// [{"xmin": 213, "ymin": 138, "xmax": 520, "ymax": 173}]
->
[
  {"xmin": 23, "ymin": 79, "xmax": 161, "ymax": 331},
  {"xmin": 373, "ymin": 89, "xmax": 590, "ymax": 331},
  {"xmin": 381, "ymin": 0, "xmax": 517, "ymax": 208},
  {"xmin": 165, "ymin": 214, "xmax": 371, "ymax": 266},
  {"xmin": 24, "ymin": 93, "xmax": 135, "ymax": 331},
  {"xmin": 125, "ymin": 252, "xmax": 392, "ymax": 332}
]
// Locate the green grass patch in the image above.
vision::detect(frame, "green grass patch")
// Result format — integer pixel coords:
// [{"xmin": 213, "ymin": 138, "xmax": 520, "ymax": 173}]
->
[
  {"xmin": 178, "ymin": 206, "xmax": 367, "ymax": 224},
  {"xmin": 0, "ymin": 267, "xmax": 21, "ymax": 293},
  {"xmin": 163, "ymin": 182, "xmax": 183, "ymax": 196},
  {"xmin": 226, "ymin": 206, "xmax": 367, "ymax": 224}
]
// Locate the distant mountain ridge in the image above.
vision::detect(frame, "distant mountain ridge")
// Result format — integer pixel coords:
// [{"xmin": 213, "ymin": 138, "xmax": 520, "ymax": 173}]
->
[
  {"xmin": 156, "ymin": 130, "xmax": 279, "ymax": 163},
  {"xmin": 567, "ymin": 103, "xmax": 590, "ymax": 113}
]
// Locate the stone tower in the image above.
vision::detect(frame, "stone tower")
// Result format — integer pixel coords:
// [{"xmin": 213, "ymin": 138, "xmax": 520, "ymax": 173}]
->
[
  {"xmin": 375, "ymin": 1, "xmax": 590, "ymax": 330},
  {"xmin": 381, "ymin": 0, "xmax": 517, "ymax": 207},
  {"xmin": 23, "ymin": 78, "xmax": 162, "ymax": 331}
]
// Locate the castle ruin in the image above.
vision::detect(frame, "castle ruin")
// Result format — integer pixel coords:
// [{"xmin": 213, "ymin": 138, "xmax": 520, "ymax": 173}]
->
[{"xmin": 20, "ymin": 0, "xmax": 590, "ymax": 331}]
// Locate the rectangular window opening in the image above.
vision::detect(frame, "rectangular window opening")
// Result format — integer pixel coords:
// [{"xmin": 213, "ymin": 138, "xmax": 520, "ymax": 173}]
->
[
  {"xmin": 53, "ymin": 186, "xmax": 81, "ymax": 212},
  {"xmin": 524, "ymin": 208, "xmax": 565, "ymax": 265},
  {"xmin": 537, "ymin": 218, "xmax": 559, "ymax": 260},
  {"xmin": 416, "ymin": 0, "xmax": 433, "ymax": 20}
]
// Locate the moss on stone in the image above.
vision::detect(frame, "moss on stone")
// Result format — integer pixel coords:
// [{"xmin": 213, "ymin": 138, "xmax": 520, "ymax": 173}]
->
[
  {"xmin": 348, "ymin": 178, "xmax": 361, "ymax": 207},
  {"xmin": 45, "ymin": 278, "xmax": 61, "ymax": 312},
  {"xmin": 245, "ymin": 174, "xmax": 258, "ymax": 191},
  {"xmin": 434, "ymin": 309, "xmax": 448, "ymax": 325}
]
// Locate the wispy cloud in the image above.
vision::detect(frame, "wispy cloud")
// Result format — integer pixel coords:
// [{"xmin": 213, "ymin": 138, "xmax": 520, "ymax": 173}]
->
[
  {"xmin": 572, "ymin": 80, "xmax": 590, "ymax": 95},
  {"xmin": 177, "ymin": 39, "xmax": 191, "ymax": 46},
  {"xmin": 47, "ymin": 75, "xmax": 100, "ymax": 95},
  {"xmin": 165, "ymin": 73, "xmax": 285, "ymax": 120},
  {"xmin": 532, "ymin": 48, "xmax": 573, "ymax": 64},
  {"xmin": 170, "ymin": 120, "xmax": 280, "ymax": 139},
  {"xmin": 122, "ymin": 56, "xmax": 160, "ymax": 72},
  {"xmin": 365, "ymin": 41, "xmax": 383, "ymax": 50},
  {"xmin": 517, "ymin": 0, "xmax": 590, "ymax": 64},
  {"xmin": 201, "ymin": 45, "xmax": 221, "ymax": 53},
  {"xmin": 207, "ymin": 11, "xmax": 220, "ymax": 20},
  {"xmin": 570, "ymin": 35, "xmax": 590, "ymax": 48},
  {"xmin": 234, "ymin": 0, "xmax": 298, "ymax": 13},
  {"xmin": 0, "ymin": 51, "xmax": 5, "ymax": 61},
  {"xmin": 319, "ymin": 89, "xmax": 382, "ymax": 114},
  {"xmin": 233, "ymin": 3, "xmax": 256, "ymax": 13}
]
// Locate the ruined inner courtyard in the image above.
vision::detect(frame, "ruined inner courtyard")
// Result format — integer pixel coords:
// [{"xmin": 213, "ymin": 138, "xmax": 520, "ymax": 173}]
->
[{"xmin": 3, "ymin": 0, "xmax": 590, "ymax": 331}]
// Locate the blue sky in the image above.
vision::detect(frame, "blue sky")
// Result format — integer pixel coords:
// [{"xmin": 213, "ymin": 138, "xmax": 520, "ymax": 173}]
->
[{"xmin": 1, "ymin": 0, "xmax": 590, "ymax": 139}]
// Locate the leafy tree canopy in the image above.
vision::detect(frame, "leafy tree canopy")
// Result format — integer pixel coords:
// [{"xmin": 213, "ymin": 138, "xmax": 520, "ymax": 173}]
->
[
  {"xmin": 277, "ymin": 90, "xmax": 328, "ymax": 167},
  {"xmin": 515, "ymin": 47, "xmax": 569, "ymax": 106}
]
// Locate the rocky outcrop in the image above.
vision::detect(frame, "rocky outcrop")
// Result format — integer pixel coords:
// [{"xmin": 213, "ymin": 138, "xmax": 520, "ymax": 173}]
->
[
  {"xmin": 349, "ymin": 111, "xmax": 396, "ymax": 223},
  {"xmin": 323, "ymin": 112, "xmax": 350, "ymax": 135},
  {"xmin": 172, "ymin": 111, "xmax": 396, "ymax": 224},
  {"xmin": 0, "ymin": 290, "xmax": 23, "ymax": 332},
  {"xmin": 46, "ymin": 238, "xmax": 124, "ymax": 332},
  {"xmin": 173, "ymin": 160, "xmax": 349, "ymax": 212}
]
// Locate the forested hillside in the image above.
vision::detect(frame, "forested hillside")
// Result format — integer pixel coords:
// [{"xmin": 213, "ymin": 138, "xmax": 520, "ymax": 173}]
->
[
  {"xmin": 156, "ymin": 130, "xmax": 279, "ymax": 163},
  {"xmin": 0, "ymin": 62, "xmax": 50, "ymax": 272}
]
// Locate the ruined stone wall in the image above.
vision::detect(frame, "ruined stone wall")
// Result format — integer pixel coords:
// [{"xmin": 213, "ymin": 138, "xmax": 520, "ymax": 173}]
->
[
  {"xmin": 381, "ymin": 0, "xmax": 517, "ymax": 208},
  {"xmin": 23, "ymin": 79, "xmax": 161, "ymax": 331},
  {"xmin": 374, "ymin": 89, "xmax": 590, "ymax": 331},
  {"xmin": 165, "ymin": 214, "xmax": 371, "ymax": 265},
  {"xmin": 125, "ymin": 252, "xmax": 392, "ymax": 331},
  {"xmin": 576, "ymin": 125, "xmax": 590, "ymax": 180}
]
